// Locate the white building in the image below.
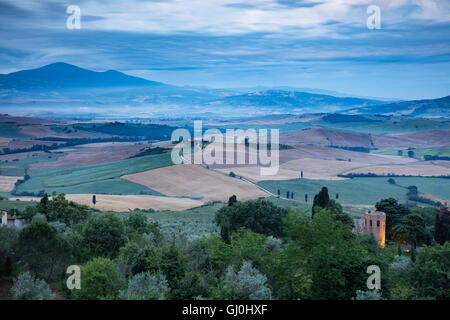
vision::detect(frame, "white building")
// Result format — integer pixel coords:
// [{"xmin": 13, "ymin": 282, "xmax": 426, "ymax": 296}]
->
[{"xmin": 1, "ymin": 211, "xmax": 24, "ymax": 227}]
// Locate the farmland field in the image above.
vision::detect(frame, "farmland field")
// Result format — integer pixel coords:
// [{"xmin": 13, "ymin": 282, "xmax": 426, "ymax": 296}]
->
[
  {"xmin": 13, "ymin": 152, "xmax": 174, "ymax": 196},
  {"xmin": 0, "ymin": 176, "xmax": 22, "ymax": 192},
  {"xmin": 258, "ymin": 176, "xmax": 450, "ymax": 206},
  {"xmin": 372, "ymin": 146, "xmax": 450, "ymax": 160},
  {"xmin": 122, "ymin": 164, "xmax": 268, "ymax": 202},
  {"xmin": 64, "ymin": 194, "xmax": 204, "ymax": 211},
  {"xmin": 0, "ymin": 200, "xmax": 36, "ymax": 211}
]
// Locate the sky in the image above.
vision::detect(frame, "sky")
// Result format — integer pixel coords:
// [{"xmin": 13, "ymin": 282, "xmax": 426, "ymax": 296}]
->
[{"xmin": 0, "ymin": 0, "xmax": 449, "ymax": 100}]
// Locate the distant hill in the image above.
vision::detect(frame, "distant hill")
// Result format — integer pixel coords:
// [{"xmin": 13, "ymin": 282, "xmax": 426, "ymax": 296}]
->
[
  {"xmin": 344, "ymin": 96, "xmax": 450, "ymax": 117},
  {"xmin": 207, "ymin": 90, "xmax": 384, "ymax": 113},
  {"xmin": 0, "ymin": 62, "xmax": 162, "ymax": 90},
  {"xmin": 0, "ymin": 63, "xmax": 447, "ymax": 120},
  {"xmin": 0, "ymin": 63, "xmax": 219, "ymax": 109},
  {"xmin": 280, "ymin": 127, "xmax": 450, "ymax": 150}
]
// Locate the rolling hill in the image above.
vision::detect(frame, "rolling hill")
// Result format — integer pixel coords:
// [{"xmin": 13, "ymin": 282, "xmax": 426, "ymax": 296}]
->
[
  {"xmin": 206, "ymin": 90, "xmax": 384, "ymax": 113},
  {"xmin": 280, "ymin": 127, "xmax": 450, "ymax": 150},
  {"xmin": 344, "ymin": 95, "xmax": 450, "ymax": 117}
]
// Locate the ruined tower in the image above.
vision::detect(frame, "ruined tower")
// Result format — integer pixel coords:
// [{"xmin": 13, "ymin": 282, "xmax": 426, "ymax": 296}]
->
[{"xmin": 365, "ymin": 211, "xmax": 386, "ymax": 248}]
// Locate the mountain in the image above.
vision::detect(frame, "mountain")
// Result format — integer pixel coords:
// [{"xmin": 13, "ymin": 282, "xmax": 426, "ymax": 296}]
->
[
  {"xmin": 1, "ymin": 63, "xmax": 447, "ymax": 119},
  {"xmin": 206, "ymin": 90, "xmax": 384, "ymax": 113},
  {"xmin": 0, "ymin": 63, "xmax": 220, "ymax": 110},
  {"xmin": 344, "ymin": 95, "xmax": 450, "ymax": 117},
  {"xmin": 0, "ymin": 62, "xmax": 163, "ymax": 90}
]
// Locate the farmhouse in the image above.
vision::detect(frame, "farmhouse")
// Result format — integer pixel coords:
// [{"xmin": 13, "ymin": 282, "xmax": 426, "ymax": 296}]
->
[{"xmin": 1, "ymin": 210, "xmax": 24, "ymax": 227}]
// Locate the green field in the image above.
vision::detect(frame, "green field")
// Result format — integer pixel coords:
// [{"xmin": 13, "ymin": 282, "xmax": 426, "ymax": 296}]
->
[
  {"xmin": 0, "ymin": 123, "xmax": 29, "ymax": 138},
  {"xmin": 372, "ymin": 146, "xmax": 450, "ymax": 160},
  {"xmin": 0, "ymin": 153, "xmax": 61, "ymax": 176},
  {"xmin": 13, "ymin": 152, "xmax": 174, "ymax": 196},
  {"xmin": 389, "ymin": 177, "xmax": 450, "ymax": 201},
  {"xmin": 322, "ymin": 118, "xmax": 450, "ymax": 134},
  {"xmin": 0, "ymin": 200, "xmax": 37, "ymax": 211},
  {"xmin": 258, "ymin": 176, "xmax": 450, "ymax": 206}
]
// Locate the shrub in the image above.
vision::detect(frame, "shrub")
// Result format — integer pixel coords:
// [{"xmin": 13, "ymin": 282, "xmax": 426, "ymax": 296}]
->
[
  {"xmin": 75, "ymin": 257, "xmax": 125, "ymax": 300},
  {"xmin": 11, "ymin": 272, "xmax": 55, "ymax": 300},
  {"xmin": 355, "ymin": 290, "xmax": 383, "ymax": 300},
  {"xmin": 216, "ymin": 260, "xmax": 272, "ymax": 300},
  {"xmin": 389, "ymin": 255, "xmax": 412, "ymax": 275},
  {"xmin": 119, "ymin": 272, "xmax": 170, "ymax": 300}
]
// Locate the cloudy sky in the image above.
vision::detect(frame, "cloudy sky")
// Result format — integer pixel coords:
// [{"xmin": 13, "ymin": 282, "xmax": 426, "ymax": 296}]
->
[{"xmin": 0, "ymin": 0, "xmax": 449, "ymax": 99}]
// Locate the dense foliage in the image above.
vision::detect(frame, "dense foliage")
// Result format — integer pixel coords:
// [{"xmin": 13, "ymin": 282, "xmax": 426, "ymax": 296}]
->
[{"xmin": 1, "ymin": 193, "xmax": 449, "ymax": 300}]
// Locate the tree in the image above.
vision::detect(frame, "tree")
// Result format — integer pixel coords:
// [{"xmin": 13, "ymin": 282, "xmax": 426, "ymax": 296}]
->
[
  {"xmin": 119, "ymin": 272, "xmax": 169, "ymax": 300},
  {"xmin": 116, "ymin": 241, "xmax": 143, "ymax": 278},
  {"xmin": 434, "ymin": 205, "xmax": 450, "ymax": 245},
  {"xmin": 375, "ymin": 198, "xmax": 410, "ymax": 239},
  {"xmin": 410, "ymin": 246, "xmax": 416, "ymax": 262},
  {"xmin": 75, "ymin": 257, "xmax": 125, "ymax": 300},
  {"xmin": 81, "ymin": 212, "xmax": 127, "ymax": 259},
  {"xmin": 18, "ymin": 220, "xmax": 72, "ymax": 282},
  {"xmin": 214, "ymin": 200, "xmax": 288, "ymax": 238},
  {"xmin": 20, "ymin": 206, "xmax": 37, "ymax": 223},
  {"xmin": 220, "ymin": 219, "xmax": 231, "ymax": 244},
  {"xmin": 161, "ymin": 240, "xmax": 185, "ymax": 293},
  {"xmin": 312, "ymin": 187, "xmax": 330, "ymax": 217},
  {"xmin": 410, "ymin": 243, "xmax": 450, "ymax": 299},
  {"xmin": 124, "ymin": 212, "xmax": 161, "ymax": 240},
  {"xmin": 308, "ymin": 211, "xmax": 367, "ymax": 299},
  {"xmin": 305, "ymin": 194, "xmax": 308, "ymax": 203},
  {"xmin": 326, "ymin": 200, "xmax": 353, "ymax": 227},
  {"xmin": 11, "ymin": 272, "xmax": 55, "ymax": 300},
  {"xmin": 45, "ymin": 193, "xmax": 90, "ymax": 225},
  {"xmin": 279, "ymin": 210, "xmax": 376, "ymax": 300},
  {"xmin": 228, "ymin": 195, "xmax": 237, "ymax": 207},
  {"xmin": 170, "ymin": 272, "xmax": 210, "ymax": 300},
  {"xmin": 393, "ymin": 213, "xmax": 427, "ymax": 248},
  {"xmin": 36, "ymin": 193, "xmax": 49, "ymax": 217},
  {"xmin": 0, "ymin": 226, "xmax": 18, "ymax": 277},
  {"xmin": 92, "ymin": 195, "xmax": 96, "ymax": 207},
  {"xmin": 215, "ymin": 261, "xmax": 272, "ymax": 300},
  {"xmin": 300, "ymin": 171, "xmax": 303, "ymax": 178},
  {"xmin": 229, "ymin": 229, "xmax": 276, "ymax": 276}
]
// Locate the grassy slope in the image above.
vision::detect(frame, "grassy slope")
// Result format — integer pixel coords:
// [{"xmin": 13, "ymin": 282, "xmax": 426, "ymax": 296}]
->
[
  {"xmin": 0, "ymin": 200, "xmax": 36, "ymax": 211},
  {"xmin": 258, "ymin": 178, "xmax": 450, "ymax": 205},
  {"xmin": 319, "ymin": 118, "xmax": 450, "ymax": 134},
  {"xmin": 0, "ymin": 123, "xmax": 30, "ymax": 138},
  {"xmin": 390, "ymin": 177, "xmax": 450, "ymax": 201},
  {"xmin": 372, "ymin": 146, "xmax": 450, "ymax": 160}
]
